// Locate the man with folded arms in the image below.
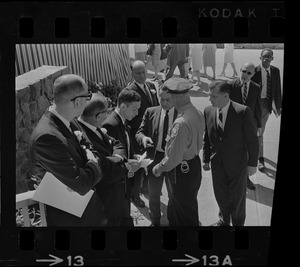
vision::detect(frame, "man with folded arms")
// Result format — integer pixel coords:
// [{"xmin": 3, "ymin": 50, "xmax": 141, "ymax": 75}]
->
[
  {"xmin": 77, "ymin": 92, "xmax": 139, "ymax": 226},
  {"xmin": 29, "ymin": 74, "xmax": 107, "ymax": 227}
]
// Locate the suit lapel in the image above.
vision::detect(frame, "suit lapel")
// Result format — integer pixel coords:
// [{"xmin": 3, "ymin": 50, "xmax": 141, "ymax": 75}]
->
[
  {"xmin": 135, "ymin": 82, "xmax": 153, "ymax": 106},
  {"xmin": 114, "ymin": 111, "xmax": 130, "ymax": 157},
  {"xmin": 223, "ymin": 102, "xmax": 234, "ymax": 138}
]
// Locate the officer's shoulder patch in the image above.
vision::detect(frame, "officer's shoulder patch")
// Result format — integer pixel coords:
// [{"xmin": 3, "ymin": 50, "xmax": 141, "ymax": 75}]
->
[{"xmin": 171, "ymin": 123, "xmax": 180, "ymax": 137}]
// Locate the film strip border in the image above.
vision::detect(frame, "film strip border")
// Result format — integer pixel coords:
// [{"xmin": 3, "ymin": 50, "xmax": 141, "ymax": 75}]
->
[
  {"xmin": 0, "ymin": 2, "xmax": 285, "ymax": 41},
  {"xmin": 0, "ymin": 1, "xmax": 286, "ymax": 266},
  {"xmin": 5, "ymin": 227, "xmax": 270, "ymax": 265}
]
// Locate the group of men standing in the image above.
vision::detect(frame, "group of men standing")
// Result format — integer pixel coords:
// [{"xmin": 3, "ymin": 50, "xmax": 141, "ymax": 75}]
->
[{"xmin": 29, "ymin": 48, "xmax": 282, "ymax": 227}]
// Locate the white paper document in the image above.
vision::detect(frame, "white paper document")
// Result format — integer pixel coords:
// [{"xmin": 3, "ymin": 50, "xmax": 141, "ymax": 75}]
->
[
  {"xmin": 128, "ymin": 152, "xmax": 153, "ymax": 170},
  {"xmin": 32, "ymin": 172, "xmax": 94, "ymax": 218}
]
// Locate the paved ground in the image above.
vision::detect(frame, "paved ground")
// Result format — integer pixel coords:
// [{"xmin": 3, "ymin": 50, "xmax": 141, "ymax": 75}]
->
[{"xmin": 130, "ymin": 48, "xmax": 283, "ymax": 227}]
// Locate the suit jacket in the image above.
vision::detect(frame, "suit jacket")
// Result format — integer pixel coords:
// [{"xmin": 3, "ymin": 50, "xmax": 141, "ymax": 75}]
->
[
  {"xmin": 135, "ymin": 106, "xmax": 177, "ymax": 159},
  {"xmin": 77, "ymin": 120, "xmax": 128, "ymax": 187},
  {"xmin": 126, "ymin": 81, "xmax": 159, "ymax": 154},
  {"xmin": 29, "ymin": 110, "xmax": 106, "ymax": 227},
  {"xmin": 102, "ymin": 110, "xmax": 133, "ymax": 159},
  {"xmin": 228, "ymin": 78, "xmax": 262, "ymax": 128},
  {"xmin": 202, "ymin": 101, "xmax": 259, "ymax": 177},
  {"xmin": 251, "ymin": 65, "xmax": 282, "ymax": 113}
]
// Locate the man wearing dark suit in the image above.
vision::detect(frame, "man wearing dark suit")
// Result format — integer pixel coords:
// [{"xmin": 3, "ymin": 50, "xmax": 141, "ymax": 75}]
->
[
  {"xmin": 126, "ymin": 60, "xmax": 159, "ymax": 207},
  {"xmin": 228, "ymin": 62, "xmax": 261, "ymax": 190},
  {"xmin": 203, "ymin": 81, "xmax": 259, "ymax": 226},
  {"xmin": 29, "ymin": 74, "xmax": 107, "ymax": 227},
  {"xmin": 136, "ymin": 86, "xmax": 177, "ymax": 226},
  {"xmin": 76, "ymin": 92, "xmax": 133, "ymax": 226},
  {"xmin": 251, "ymin": 48, "xmax": 282, "ymax": 171},
  {"xmin": 102, "ymin": 88, "xmax": 142, "ymax": 226}
]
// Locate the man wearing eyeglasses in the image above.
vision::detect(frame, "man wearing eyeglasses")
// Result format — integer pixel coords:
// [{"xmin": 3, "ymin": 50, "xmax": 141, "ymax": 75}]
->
[
  {"xmin": 29, "ymin": 74, "xmax": 107, "ymax": 227},
  {"xmin": 251, "ymin": 48, "xmax": 282, "ymax": 171},
  {"xmin": 76, "ymin": 92, "xmax": 138, "ymax": 226},
  {"xmin": 227, "ymin": 62, "xmax": 261, "ymax": 190}
]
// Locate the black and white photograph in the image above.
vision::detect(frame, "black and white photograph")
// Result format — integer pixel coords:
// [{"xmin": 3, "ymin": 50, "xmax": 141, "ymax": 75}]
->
[{"xmin": 15, "ymin": 43, "xmax": 283, "ymax": 228}]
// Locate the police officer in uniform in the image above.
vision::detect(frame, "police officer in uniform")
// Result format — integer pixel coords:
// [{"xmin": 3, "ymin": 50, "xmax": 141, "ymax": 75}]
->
[{"xmin": 152, "ymin": 77, "xmax": 205, "ymax": 226}]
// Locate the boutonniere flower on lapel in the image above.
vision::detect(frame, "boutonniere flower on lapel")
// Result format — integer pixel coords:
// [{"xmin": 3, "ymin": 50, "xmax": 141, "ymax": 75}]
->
[
  {"xmin": 74, "ymin": 130, "xmax": 92, "ymax": 150},
  {"xmin": 150, "ymin": 89, "xmax": 156, "ymax": 94},
  {"xmin": 74, "ymin": 130, "xmax": 83, "ymax": 143}
]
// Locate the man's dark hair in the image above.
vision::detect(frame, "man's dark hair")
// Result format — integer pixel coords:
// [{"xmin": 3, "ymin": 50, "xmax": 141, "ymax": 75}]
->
[
  {"xmin": 82, "ymin": 93, "xmax": 107, "ymax": 118},
  {"xmin": 209, "ymin": 80, "xmax": 231, "ymax": 94},
  {"xmin": 117, "ymin": 88, "xmax": 141, "ymax": 107}
]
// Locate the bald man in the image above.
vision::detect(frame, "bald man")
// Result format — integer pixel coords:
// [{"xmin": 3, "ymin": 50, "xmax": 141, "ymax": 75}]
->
[
  {"xmin": 228, "ymin": 62, "xmax": 262, "ymax": 190},
  {"xmin": 126, "ymin": 60, "xmax": 159, "ymax": 207},
  {"xmin": 29, "ymin": 74, "xmax": 107, "ymax": 227}
]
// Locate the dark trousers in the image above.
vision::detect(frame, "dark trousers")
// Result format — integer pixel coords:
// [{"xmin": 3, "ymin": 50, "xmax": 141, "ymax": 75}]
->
[
  {"xmin": 130, "ymin": 168, "xmax": 144, "ymax": 198},
  {"xmin": 166, "ymin": 156, "xmax": 202, "ymax": 226},
  {"xmin": 97, "ymin": 180, "xmax": 127, "ymax": 226},
  {"xmin": 212, "ymin": 167, "xmax": 247, "ymax": 226},
  {"xmin": 121, "ymin": 176, "xmax": 134, "ymax": 226},
  {"xmin": 147, "ymin": 151, "xmax": 166, "ymax": 225}
]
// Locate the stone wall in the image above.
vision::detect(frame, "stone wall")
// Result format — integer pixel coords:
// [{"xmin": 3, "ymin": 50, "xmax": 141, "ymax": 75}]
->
[{"xmin": 16, "ymin": 65, "xmax": 69, "ymax": 194}]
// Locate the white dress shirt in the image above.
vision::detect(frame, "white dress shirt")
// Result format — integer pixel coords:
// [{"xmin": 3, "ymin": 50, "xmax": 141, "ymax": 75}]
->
[{"xmin": 156, "ymin": 107, "xmax": 175, "ymax": 152}]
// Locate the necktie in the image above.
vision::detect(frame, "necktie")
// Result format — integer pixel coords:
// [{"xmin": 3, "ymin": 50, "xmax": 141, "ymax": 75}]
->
[
  {"xmin": 144, "ymin": 84, "xmax": 153, "ymax": 105},
  {"xmin": 161, "ymin": 110, "xmax": 169, "ymax": 150},
  {"xmin": 96, "ymin": 127, "xmax": 104, "ymax": 140},
  {"xmin": 266, "ymin": 69, "xmax": 271, "ymax": 101},
  {"xmin": 242, "ymin": 83, "xmax": 248, "ymax": 104},
  {"xmin": 217, "ymin": 108, "xmax": 223, "ymax": 137},
  {"xmin": 123, "ymin": 122, "xmax": 131, "ymax": 157}
]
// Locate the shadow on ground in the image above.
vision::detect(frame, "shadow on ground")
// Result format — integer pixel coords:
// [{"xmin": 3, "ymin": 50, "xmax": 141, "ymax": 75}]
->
[{"xmin": 246, "ymin": 185, "xmax": 274, "ymax": 207}]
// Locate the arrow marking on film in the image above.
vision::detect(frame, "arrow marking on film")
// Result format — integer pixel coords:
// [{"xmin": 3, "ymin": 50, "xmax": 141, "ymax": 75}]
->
[
  {"xmin": 172, "ymin": 254, "xmax": 199, "ymax": 266},
  {"xmin": 36, "ymin": 254, "xmax": 63, "ymax": 266}
]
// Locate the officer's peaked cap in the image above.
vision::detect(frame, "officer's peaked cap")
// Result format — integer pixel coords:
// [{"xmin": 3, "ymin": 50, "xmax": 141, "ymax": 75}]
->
[{"xmin": 164, "ymin": 77, "xmax": 193, "ymax": 94}]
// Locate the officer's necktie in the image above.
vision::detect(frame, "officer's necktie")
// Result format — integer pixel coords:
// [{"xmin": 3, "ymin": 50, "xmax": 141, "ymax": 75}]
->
[
  {"xmin": 217, "ymin": 108, "xmax": 223, "ymax": 137},
  {"xmin": 242, "ymin": 83, "xmax": 248, "ymax": 104},
  {"xmin": 161, "ymin": 110, "xmax": 169, "ymax": 151},
  {"xmin": 266, "ymin": 69, "xmax": 271, "ymax": 101},
  {"xmin": 144, "ymin": 84, "xmax": 153, "ymax": 105}
]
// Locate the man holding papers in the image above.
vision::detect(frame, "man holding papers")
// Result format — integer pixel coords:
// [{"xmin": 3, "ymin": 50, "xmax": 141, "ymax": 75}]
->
[
  {"xmin": 136, "ymin": 85, "xmax": 177, "ymax": 226},
  {"xmin": 29, "ymin": 74, "xmax": 107, "ymax": 227},
  {"xmin": 102, "ymin": 88, "xmax": 142, "ymax": 226}
]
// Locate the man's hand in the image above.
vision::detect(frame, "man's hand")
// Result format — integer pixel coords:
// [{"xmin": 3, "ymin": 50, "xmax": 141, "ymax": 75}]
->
[
  {"xmin": 142, "ymin": 136, "xmax": 154, "ymax": 149},
  {"xmin": 152, "ymin": 164, "xmax": 162, "ymax": 177},
  {"xmin": 127, "ymin": 159, "xmax": 141, "ymax": 173},
  {"xmin": 203, "ymin": 163, "xmax": 211, "ymax": 171},
  {"xmin": 247, "ymin": 166, "xmax": 257, "ymax": 177}
]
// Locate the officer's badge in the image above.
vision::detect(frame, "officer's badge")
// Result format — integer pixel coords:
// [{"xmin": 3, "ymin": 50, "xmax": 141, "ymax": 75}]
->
[{"xmin": 171, "ymin": 124, "xmax": 179, "ymax": 137}]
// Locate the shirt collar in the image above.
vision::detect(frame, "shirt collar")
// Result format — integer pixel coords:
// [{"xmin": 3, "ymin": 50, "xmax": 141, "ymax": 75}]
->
[
  {"xmin": 239, "ymin": 78, "xmax": 250, "ymax": 86},
  {"xmin": 78, "ymin": 117, "xmax": 98, "ymax": 133},
  {"xmin": 48, "ymin": 106, "xmax": 71, "ymax": 130},
  {"xmin": 261, "ymin": 64, "xmax": 271, "ymax": 72},
  {"xmin": 220, "ymin": 100, "xmax": 230, "ymax": 113},
  {"xmin": 115, "ymin": 109, "xmax": 126, "ymax": 125},
  {"xmin": 135, "ymin": 81, "xmax": 145, "ymax": 89}
]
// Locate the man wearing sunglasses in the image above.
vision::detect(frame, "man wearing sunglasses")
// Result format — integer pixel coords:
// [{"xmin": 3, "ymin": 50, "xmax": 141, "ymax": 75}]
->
[
  {"xmin": 251, "ymin": 48, "xmax": 282, "ymax": 171},
  {"xmin": 227, "ymin": 62, "xmax": 261, "ymax": 190},
  {"xmin": 29, "ymin": 74, "xmax": 107, "ymax": 227}
]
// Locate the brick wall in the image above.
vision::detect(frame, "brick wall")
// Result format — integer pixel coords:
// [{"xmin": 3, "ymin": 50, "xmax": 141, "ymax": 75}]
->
[{"xmin": 16, "ymin": 65, "xmax": 69, "ymax": 194}]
